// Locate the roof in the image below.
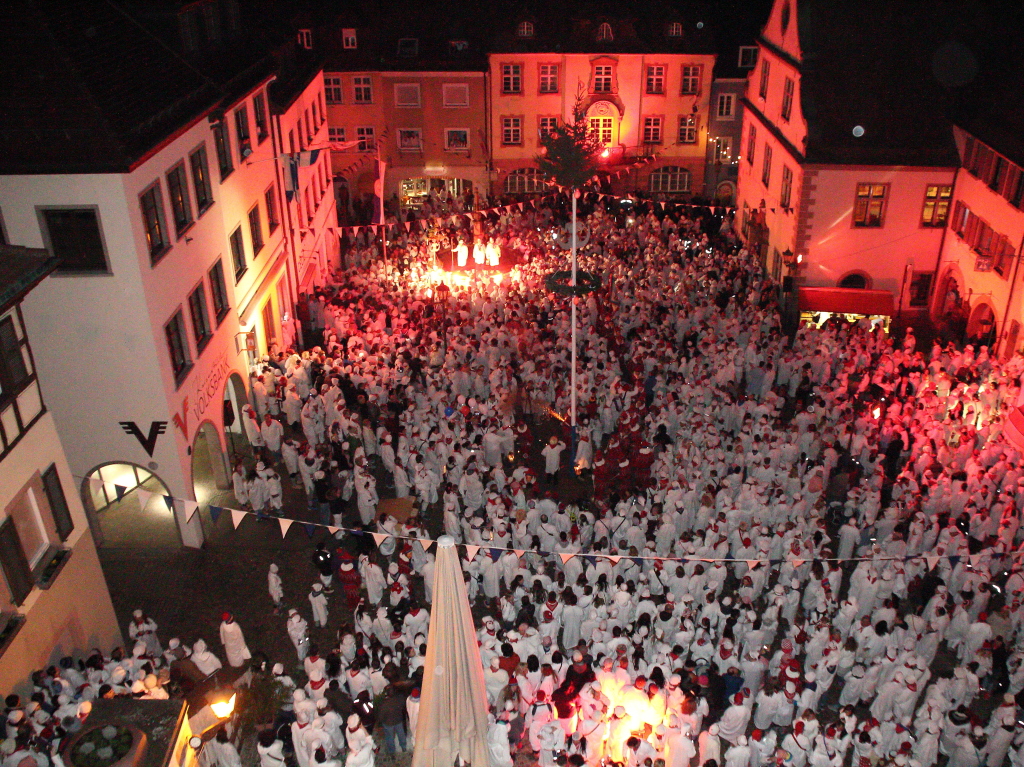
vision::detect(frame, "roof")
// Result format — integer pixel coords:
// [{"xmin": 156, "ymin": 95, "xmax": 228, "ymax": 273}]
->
[
  {"xmin": 0, "ymin": 0, "xmax": 274, "ymax": 175},
  {"xmin": 707, "ymin": 0, "xmax": 773, "ymax": 79},
  {"xmin": 0, "ymin": 246, "xmax": 60, "ymax": 313},
  {"xmin": 798, "ymin": 287, "xmax": 895, "ymax": 317},
  {"xmin": 796, "ymin": 0, "xmax": 963, "ymax": 167}
]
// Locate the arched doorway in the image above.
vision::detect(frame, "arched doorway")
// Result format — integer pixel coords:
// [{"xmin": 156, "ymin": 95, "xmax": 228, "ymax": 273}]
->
[
  {"xmin": 81, "ymin": 463, "xmax": 179, "ymax": 548},
  {"xmin": 587, "ymin": 101, "xmax": 619, "ymax": 147},
  {"xmin": 968, "ymin": 302, "xmax": 997, "ymax": 346},
  {"xmin": 223, "ymin": 372, "xmax": 251, "ymax": 462},
  {"xmin": 838, "ymin": 272, "xmax": 870, "ymax": 289},
  {"xmin": 191, "ymin": 420, "xmax": 231, "ymax": 509}
]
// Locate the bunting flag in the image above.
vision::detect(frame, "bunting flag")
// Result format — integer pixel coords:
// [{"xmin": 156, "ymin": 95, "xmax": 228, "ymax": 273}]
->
[
  {"xmin": 231, "ymin": 509, "xmax": 246, "ymax": 529},
  {"xmin": 746, "ymin": 560, "xmax": 760, "ymax": 570},
  {"xmin": 185, "ymin": 500, "xmax": 200, "ymax": 523},
  {"xmin": 513, "ymin": 549, "xmax": 526, "ymax": 559},
  {"xmin": 606, "ymin": 555, "xmax": 621, "ymax": 565},
  {"xmin": 208, "ymin": 505, "xmax": 222, "ymax": 524},
  {"xmin": 793, "ymin": 559, "xmax": 805, "ymax": 568},
  {"xmin": 371, "ymin": 532, "xmax": 389, "ymax": 549},
  {"xmin": 114, "ymin": 484, "xmax": 127, "ymax": 501},
  {"xmin": 90, "ymin": 477, "xmax": 104, "ymax": 495},
  {"xmin": 464, "ymin": 544, "xmax": 480, "ymax": 561},
  {"xmin": 280, "ymin": 518, "xmax": 294, "ymax": 538},
  {"xmin": 163, "ymin": 494, "xmax": 175, "ymax": 511},
  {"xmin": 559, "ymin": 552, "xmax": 576, "ymax": 565},
  {"xmin": 419, "ymin": 538, "xmax": 435, "ymax": 553},
  {"xmin": 303, "ymin": 524, "xmax": 317, "ymax": 537},
  {"xmin": 328, "ymin": 526, "xmax": 342, "ymax": 537},
  {"xmin": 136, "ymin": 489, "xmax": 152, "ymax": 510}
]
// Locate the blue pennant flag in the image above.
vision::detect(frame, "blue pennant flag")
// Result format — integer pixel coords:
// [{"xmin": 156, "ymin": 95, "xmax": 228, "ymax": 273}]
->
[
  {"xmin": 163, "ymin": 495, "xmax": 174, "ymax": 511},
  {"xmin": 949, "ymin": 555, "xmax": 960, "ymax": 568},
  {"xmin": 209, "ymin": 506, "xmax": 222, "ymax": 523},
  {"xmin": 304, "ymin": 524, "xmax": 317, "ymax": 538},
  {"xmin": 115, "ymin": 485, "xmax": 127, "ymax": 501}
]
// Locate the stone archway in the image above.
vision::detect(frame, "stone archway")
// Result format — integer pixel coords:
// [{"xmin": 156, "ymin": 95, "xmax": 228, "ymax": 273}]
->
[
  {"xmin": 191, "ymin": 420, "xmax": 230, "ymax": 510},
  {"xmin": 81, "ymin": 463, "xmax": 179, "ymax": 548},
  {"xmin": 967, "ymin": 302, "xmax": 997, "ymax": 345}
]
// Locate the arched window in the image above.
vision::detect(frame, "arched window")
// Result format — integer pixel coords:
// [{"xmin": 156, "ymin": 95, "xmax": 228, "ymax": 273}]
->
[
  {"xmin": 667, "ymin": 22, "xmax": 683, "ymax": 37},
  {"xmin": 504, "ymin": 168, "xmax": 546, "ymax": 194},
  {"xmin": 838, "ymin": 273, "xmax": 869, "ymax": 289},
  {"xmin": 596, "ymin": 22, "xmax": 614, "ymax": 42},
  {"xmin": 517, "ymin": 21, "xmax": 534, "ymax": 38},
  {"xmin": 649, "ymin": 166, "xmax": 690, "ymax": 194}
]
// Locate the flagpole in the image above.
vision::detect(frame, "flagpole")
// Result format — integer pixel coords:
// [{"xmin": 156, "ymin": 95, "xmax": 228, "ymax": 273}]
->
[
  {"xmin": 571, "ymin": 189, "xmax": 578, "ymax": 448},
  {"xmin": 379, "ymin": 141, "xmax": 387, "ymax": 268}
]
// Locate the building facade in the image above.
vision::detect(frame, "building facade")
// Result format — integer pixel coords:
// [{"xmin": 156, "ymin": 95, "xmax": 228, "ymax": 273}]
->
[
  {"xmin": 736, "ymin": 0, "xmax": 959, "ymax": 314},
  {"xmin": 0, "ymin": 248, "xmax": 121, "ymax": 696}
]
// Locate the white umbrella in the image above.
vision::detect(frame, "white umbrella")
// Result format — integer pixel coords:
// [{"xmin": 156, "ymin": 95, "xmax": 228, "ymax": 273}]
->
[{"xmin": 412, "ymin": 535, "xmax": 490, "ymax": 767}]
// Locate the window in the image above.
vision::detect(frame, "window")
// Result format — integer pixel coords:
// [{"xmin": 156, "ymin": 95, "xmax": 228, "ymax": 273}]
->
[
  {"xmin": 41, "ymin": 465, "xmax": 73, "ymax": 543},
  {"xmin": 593, "ymin": 65, "xmax": 613, "ymax": 93},
  {"xmin": 502, "ymin": 64, "xmax": 522, "ymax": 94},
  {"xmin": 394, "ymin": 83, "xmax": 421, "ymax": 108},
  {"xmin": 649, "ymin": 166, "xmax": 690, "ymax": 193},
  {"xmin": 951, "ymin": 202, "xmax": 1016, "ymax": 274},
  {"xmin": 1011, "ymin": 168, "xmax": 1024, "ymax": 209},
  {"xmin": 747, "ymin": 124, "xmax": 756, "ymax": 165},
  {"xmin": 445, "ymin": 129, "xmax": 470, "ymax": 152},
  {"xmin": 234, "ymin": 105, "xmax": 251, "ymax": 161},
  {"xmin": 739, "ymin": 46, "xmax": 758, "ymax": 68},
  {"xmin": 354, "ymin": 76, "xmax": 372, "ymax": 104},
  {"xmin": 165, "ymin": 309, "xmax": 191, "ymax": 382},
  {"xmin": 253, "ymin": 92, "xmax": 268, "ymax": 142},
  {"xmin": 229, "ymin": 226, "xmax": 246, "ymax": 280},
  {"xmin": 715, "ymin": 136, "xmax": 732, "ymax": 164},
  {"xmin": 356, "ymin": 126, "xmax": 375, "ymax": 151},
  {"xmin": 140, "ymin": 183, "xmax": 171, "ymax": 262},
  {"xmin": 397, "ymin": 38, "xmax": 419, "ymax": 57},
  {"xmin": 539, "ymin": 65, "xmax": 559, "ymax": 94},
  {"xmin": 908, "ymin": 273, "xmax": 933, "ymax": 307},
  {"xmin": 517, "ymin": 21, "xmax": 534, "ymax": 38},
  {"xmin": 667, "ymin": 22, "xmax": 683, "ymax": 37},
  {"xmin": 0, "ymin": 518, "xmax": 33, "ymax": 606},
  {"xmin": 265, "ymin": 186, "xmax": 280, "ymax": 233},
  {"xmin": 297, "ymin": 29, "xmax": 312, "ymax": 49},
  {"xmin": 324, "ymin": 76, "xmax": 343, "ymax": 104},
  {"xmin": 539, "ymin": 116, "xmax": 558, "ymax": 140},
  {"xmin": 342, "ymin": 28, "xmax": 357, "ymax": 49},
  {"xmin": 853, "ymin": 183, "xmax": 887, "ymax": 227},
  {"xmin": 781, "ymin": 78, "xmax": 794, "ymax": 122},
  {"xmin": 443, "ymin": 83, "xmax": 470, "ymax": 107},
  {"xmin": 209, "ymin": 259, "xmax": 230, "ymax": 322},
  {"xmin": 716, "ymin": 94, "xmax": 735, "ymax": 119},
  {"xmin": 501, "ymin": 116, "xmax": 523, "ymax": 145},
  {"xmin": 213, "ymin": 121, "xmax": 233, "ymax": 179},
  {"xmin": 329, "ymin": 127, "xmax": 346, "ymax": 142},
  {"xmin": 590, "ymin": 117, "xmax": 613, "ymax": 145},
  {"xmin": 646, "ymin": 65, "xmax": 665, "ymax": 95},
  {"xmin": 305, "ymin": 107, "xmax": 313, "ymax": 142},
  {"xmin": 189, "ymin": 145, "xmax": 213, "ymax": 215},
  {"xmin": 165, "ymin": 164, "xmax": 193, "ymax": 238},
  {"xmin": 38, "ymin": 208, "xmax": 108, "ymax": 273},
  {"xmin": 780, "ymin": 165, "xmax": 793, "ymax": 207},
  {"xmin": 504, "ymin": 168, "xmax": 545, "ymax": 194},
  {"xmin": 921, "ymin": 184, "xmax": 952, "ymax": 227},
  {"xmin": 188, "ymin": 283, "xmax": 213, "ymax": 352},
  {"xmin": 596, "ymin": 22, "xmax": 613, "ymax": 42},
  {"xmin": 398, "ymin": 128, "xmax": 422, "ymax": 152},
  {"xmin": 761, "ymin": 144, "xmax": 772, "ymax": 186},
  {"xmin": 759, "ymin": 58, "xmax": 770, "ymax": 99},
  {"xmin": 449, "ymin": 40, "xmax": 469, "ymax": 53},
  {"xmin": 297, "ymin": 116, "xmax": 305, "ymax": 149},
  {"xmin": 681, "ymin": 65, "xmax": 702, "ymax": 95},
  {"xmin": 678, "ymin": 114, "xmax": 699, "ymax": 144},
  {"xmin": 248, "ymin": 204, "xmax": 263, "ymax": 254},
  {"xmin": 643, "ymin": 116, "xmax": 663, "ymax": 144},
  {"xmin": 0, "ymin": 315, "xmax": 30, "ymax": 406},
  {"xmin": 990, "ymin": 156, "xmax": 1007, "ymax": 192}
]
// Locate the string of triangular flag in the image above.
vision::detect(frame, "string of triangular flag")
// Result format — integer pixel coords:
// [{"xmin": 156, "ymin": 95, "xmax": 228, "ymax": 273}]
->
[{"xmin": 80, "ymin": 474, "xmax": 1005, "ymax": 573}]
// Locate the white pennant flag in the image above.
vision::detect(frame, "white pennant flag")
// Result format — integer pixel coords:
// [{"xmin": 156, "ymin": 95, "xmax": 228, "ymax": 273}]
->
[
  {"xmin": 136, "ymin": 489, "xmax": 152, "ymax": 510},
  {"xmin": 231, "ymin": 509, "xmax": 246, "ymax": 529},
  {"xmin": 513, "ymin": 549, "xmax": 525, "ymax": 559},
  {"xmin": 184, "ymin": 500, "xmax": 199, "ymax": 523},
  {"xmin": 559, "ymin": 552, "xmax": 576, "ymax": 565},
  {"xmin": 371, "ymin": 532, "xmax": 389, "ymax": 549},
  {"xmin": 464, "ymin": 544, "xmax": 480, "ymax": 562},
  {"xmin": 606, "ymin": 555, "xmax": 621, "ymax": 565},
  {"xmin": 280, "ymin": 518, "xmax": 294, "ymax": 538},
  {"xmin": 90, "ymin": 477, "xmax": 104, "ymax": 495}
]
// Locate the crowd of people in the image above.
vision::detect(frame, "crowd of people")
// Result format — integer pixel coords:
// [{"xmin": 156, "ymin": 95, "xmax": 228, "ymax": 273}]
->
[{"xmin": 11, "ymin": 192, "xmax": 1024, "ymax": 767}]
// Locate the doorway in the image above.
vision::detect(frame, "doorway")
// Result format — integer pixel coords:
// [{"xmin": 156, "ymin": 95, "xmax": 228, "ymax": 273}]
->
[{"xmin": 82, "ymin": 463, "xmax": 179, "ymax": 548}]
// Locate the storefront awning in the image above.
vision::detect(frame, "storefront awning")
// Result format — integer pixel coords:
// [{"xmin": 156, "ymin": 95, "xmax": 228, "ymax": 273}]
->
[{"xmin": 798, "ymin": 287, "xmax": 895, "ymax": 317}]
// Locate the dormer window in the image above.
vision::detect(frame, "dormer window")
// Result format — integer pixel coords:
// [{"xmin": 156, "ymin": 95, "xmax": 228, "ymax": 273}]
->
[
  {"xmin": 517, "ymin": 21, "xmax": 534, "ymax": 38},
  {"xmin": 297, "ymin": 29, "xmax": 312, "ymax": 49},
  {"xmin": 342, "ymin": 28, "xmax": 357, "ymax": 49},
  {"xmin": 596, "ymin": 22, "xmax": 614, "ymax": 42},
  {"xmin": 397, "ymin": 38, "xmax": 419, "ymax": 57},
  {"xmin": 667, "ymin": 22, "xmax": 683, "ymax": 37},
  {"xmin": 449, "ymin": 40, "xmax": 469, "ymax": 53}
]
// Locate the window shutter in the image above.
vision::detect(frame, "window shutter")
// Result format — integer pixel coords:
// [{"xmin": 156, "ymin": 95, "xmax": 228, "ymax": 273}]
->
[
  {"xmin": 42, "ymin": 465, "xmax": 74, "ymax": 543},
  {"xmin": 0, "ymin": 518, "xmax": 33, "ymax": 606}
]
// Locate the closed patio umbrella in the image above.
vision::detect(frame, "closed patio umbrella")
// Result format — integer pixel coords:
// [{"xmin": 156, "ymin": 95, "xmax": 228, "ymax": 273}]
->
[{"xmin": 412, "ymin": 536, "xmax": 490, "ymax": 767}]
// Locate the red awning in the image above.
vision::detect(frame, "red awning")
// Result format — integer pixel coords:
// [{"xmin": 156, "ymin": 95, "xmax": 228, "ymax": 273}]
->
[{"xmin": 798, "ymin": 287, "xmax": 895, "ymax": 317}]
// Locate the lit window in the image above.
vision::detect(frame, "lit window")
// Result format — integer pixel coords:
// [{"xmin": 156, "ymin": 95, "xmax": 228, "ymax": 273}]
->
[
  {"xmin": 643, "ymin": 116, "xmax": 663, "ymax": 144},
  {"xmin": 539, "ymin": 64, "xmax": 559, "ymax": 94},
  {"xmin": 590, "ymin": 117, "xmax": 613, "ymax": 145},
  {"xmin": 646, "ymin": 65, "xmax": 665, "ymax": 95},
  {"xmin": 715, "ymin": 137, "xmax": 732, "ymax": 164},
  {"xmin": 248, "ymin": 203, "xmax": 263, "ymax": 255},
  {"xmin": 398, "ymin": 128, "xmax": 423, "ymax": 152},
  {"xmin": 501, "ymin": 116, "xmax": 523, "ymax": 145},
  {"xmin": 667, "ymin": 22, "xmax": 683, "ymax": 37},
  {"xmin": 596, "ymin": 22, "xmax": 613, "ymax": 42},
  {"xmin": 234, "ymin": 105, "xmax": 251, "ymax": 161},
  {"xmin": 853, "ymin": 183, "xmax": 888, "ymax": 227},
  {"xmin": 213, "ymin": 120, "xmax": 233, "ymax": 179},
  {"xmin": 165, "ymin": 163, "xmax": 193, "ymax": 237},
  {"xmin": 649, "ymin": 166, "xmax": 690, "ymax": 193},
  {"xmin": 921, "ymin": 185, "xmax": 952, "ymax": 227},
  {"xmin": 681, "ymin": 65, "xmax": 702, "ymax": 95},
  {"xmin": 189, "ymin": 145, "xmax": 213, "ymax": 216},
  {"xmin": 502, "ymin": 64, "xmax": 522, "ymax": 94},
  {"xmin": 209, "ymin": 259, "xmax": 230, "ymax": 322},
  {"xmin": 140, "ymin": 183, "xmax": 170, "ymax": 263},
  {"xmin": 517, "ymin": 21, "xmax": 534, "ymax": 38},
  {"xmin": 678, "ymin": 114, "xmax": 699, "ymax": 144},
  {"xmin": 504, "ymin": 168, "xmax": 545, "ymax": 194},
  {"xmin": 593, "ymin": 65, "xmax": 613, "ymax": 93},
  {"xmin": 188, "ymin": 283, "xmax": 212, "ymax": 353}
]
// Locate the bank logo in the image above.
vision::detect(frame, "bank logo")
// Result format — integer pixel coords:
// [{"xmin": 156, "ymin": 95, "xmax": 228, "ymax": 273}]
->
[{"xmin": 119, "ymin": 421, "xmax": 168, "ymax": 457}]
